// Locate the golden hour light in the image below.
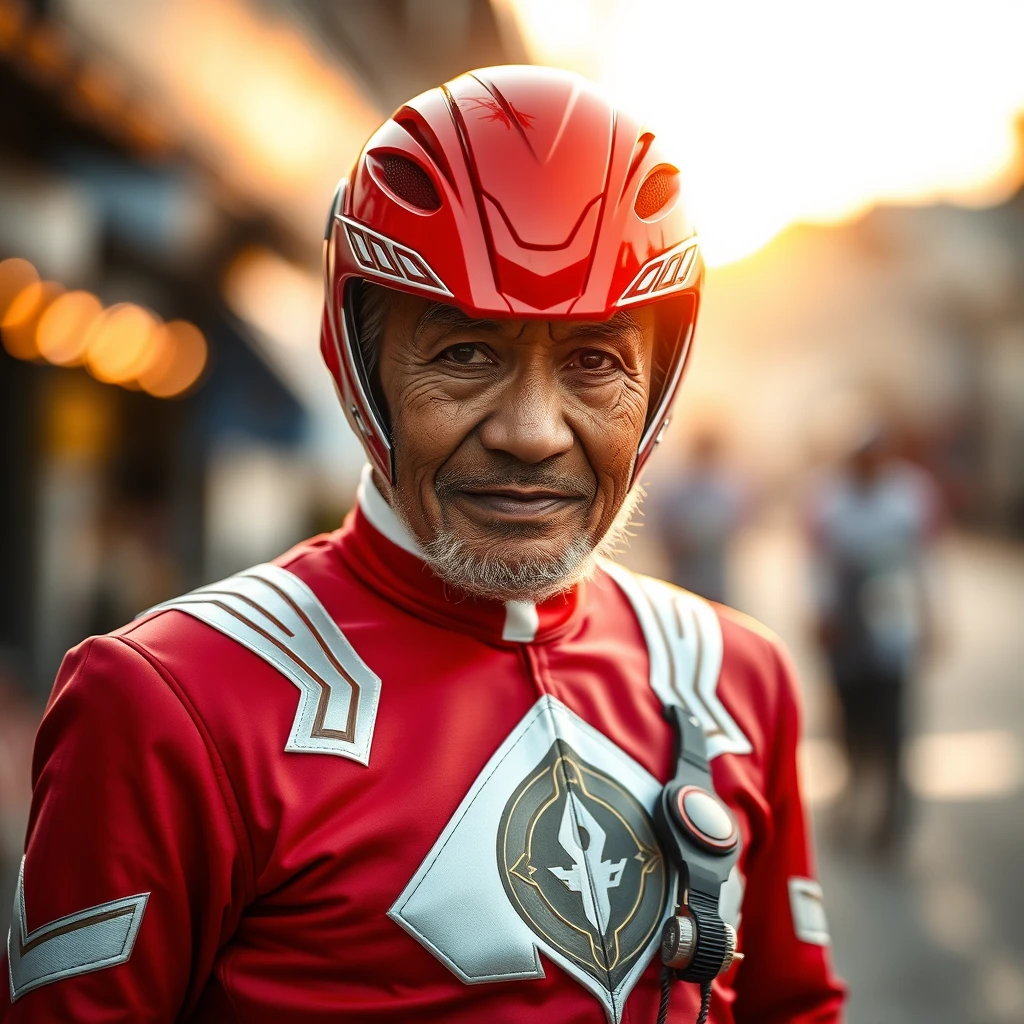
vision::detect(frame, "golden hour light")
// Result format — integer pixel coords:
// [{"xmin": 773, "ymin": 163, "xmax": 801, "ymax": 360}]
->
[
  {"xmin": 84, "ymin": 302, "xmax": 160, "ymax": 384},
  {"xmin": 1, "ymin": 279, "xmax": 64, "ymax": 361},
  {"xmin": 164, "ymin": 0, "xmax": 379, "ymax": 193},
  {"xmin": 21, "ymin": 19, "xmax": 72, "ymax": 86},
  {"xmin": 0, "ymin": 0, "xmax": 27, "ymax": 55},
  {"xmin": 223, "ymin": 245, "xmax": 321, "ymax": 351},
  {"xmin": 68, "ymin": 60, "xmax": 127, "ymax": 127},
  {"xmin": 505, "ymin": 0, "xmax": 1024, "ymax": 265},
  {"xmin": 138, "ymin": 320, "xmax": 208, "ymax": 398},
  {"xmin": 36, "ymin": 290, "xmax": 104, "ymax": 365}
]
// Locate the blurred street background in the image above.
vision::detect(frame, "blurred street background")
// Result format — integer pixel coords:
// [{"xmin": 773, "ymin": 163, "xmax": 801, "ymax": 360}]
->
[{"xmin": 1, "ymin": 2, "xmax": 1022, "ymax": 1021}]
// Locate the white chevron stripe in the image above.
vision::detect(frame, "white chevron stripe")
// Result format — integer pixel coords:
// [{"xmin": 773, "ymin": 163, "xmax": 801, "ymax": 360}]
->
[
  {"xmin": 602, "ymin": 563, "xmax": 751, "ymax": 759},
  {"xmin": 8, "ymin": 858, "xmax": 149, "ymax": 1001},
  {"xmin": 144, "ymin": 563, "xmax": 382, "ymax": 765}
]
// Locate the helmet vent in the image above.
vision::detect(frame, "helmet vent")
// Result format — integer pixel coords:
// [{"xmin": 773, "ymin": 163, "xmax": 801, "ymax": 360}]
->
[
  {"xmin": 634, "ymin": 166, "xmax": 679, "ymax": 220},
  {"xmin": 376, "ymin": 154, "xmax": 441, "ymax": 211}
]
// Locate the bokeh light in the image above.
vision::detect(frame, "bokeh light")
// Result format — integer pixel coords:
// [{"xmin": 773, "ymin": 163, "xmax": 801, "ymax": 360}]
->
[
  {"xmin": 83, "ymin": 303, "xmax": 160, "ymax": 383},
  {"xmin": 35, "ymin": 290, "xmax": 103, "ymax": 366},
  {"xmin": 21, "ymin": 20, "xmax": 72, "ymax": 86},
  {"xmin": 0, "ymin": 0, "xmax": 27, "ymax": 55},
  {"xmin": 1, "ymin": 280, "xmax": 65, "ymax": 361},
  {"xmin": 0, "ymin": 256, "xmax": 206, "ymax": 396},
  {"xmin": 0, "ymin": 257, "xmax": 40, "ymax": 319},
  {"xmin": 138, "ymin": 320, "xmax": 208, "ymax": 398}
]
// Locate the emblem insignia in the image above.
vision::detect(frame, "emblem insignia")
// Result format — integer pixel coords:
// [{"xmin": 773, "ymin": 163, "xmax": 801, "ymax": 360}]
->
[
  {"xmin": 389, "ymin": 695, "xmax": 673, "ymax": 1024},
  {"xmin": 497, "ymin": 742, "xmax": 666, "ymax": 996}
]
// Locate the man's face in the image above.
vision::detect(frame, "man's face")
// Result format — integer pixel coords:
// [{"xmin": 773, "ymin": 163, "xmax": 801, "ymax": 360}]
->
[{"xmin": 374, "ymin": 291, "xmax": 657, "ymax": 601}]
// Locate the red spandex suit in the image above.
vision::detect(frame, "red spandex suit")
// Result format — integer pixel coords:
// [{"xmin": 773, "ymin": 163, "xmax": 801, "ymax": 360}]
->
[{"xmin": 3, "ymin": 66, "xmax": 845, "ymax": 1023}]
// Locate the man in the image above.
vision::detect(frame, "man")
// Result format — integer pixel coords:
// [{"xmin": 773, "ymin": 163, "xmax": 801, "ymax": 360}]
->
[
  {"xmin": 807, "ymin": 425, "xmax": 941, "ymax": 850},
  {"xmin": 654, "ymin": 430, "xmax": 748, "ymax": 605},
  {"xmin": 3, "ymin": 67, "xmax": 844, "ymax": 1022}
]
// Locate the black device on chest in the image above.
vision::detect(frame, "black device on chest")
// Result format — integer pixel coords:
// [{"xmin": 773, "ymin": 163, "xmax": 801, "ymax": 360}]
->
[{"xmin": 653, "ymin": 704, "xmax": 743, "ymax": 1024}]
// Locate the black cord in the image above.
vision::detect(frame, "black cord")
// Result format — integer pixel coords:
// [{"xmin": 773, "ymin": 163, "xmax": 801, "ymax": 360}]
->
[
  {"xmin": 656, "ymin": 970, "xmax": 712, "ymax": 1024},
  {"xmin": 656, "ymin": 965, "xmax": 673, "ymax": 1024},
  {"xmin": 695, "ymin": 979, "xmax": 712, "ymax": 1024}
]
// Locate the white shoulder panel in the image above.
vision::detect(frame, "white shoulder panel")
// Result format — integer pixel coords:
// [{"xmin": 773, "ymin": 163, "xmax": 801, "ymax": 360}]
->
[
  {"xmin": 602, "ymin": 562, "xmax": 752, "ymax": 759},
  {"xmin": 144, "ymin": 563, "xmax": 381, "ymax": 765},
  {"xmin": 8, "ymin": 858, "xmax": 149, "ymax": 1001}
]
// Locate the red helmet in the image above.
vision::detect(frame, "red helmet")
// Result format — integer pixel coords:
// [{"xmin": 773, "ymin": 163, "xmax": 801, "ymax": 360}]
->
[{"xmin": 320, "ymin": 65, "xmax": 703, "ymax": 486}]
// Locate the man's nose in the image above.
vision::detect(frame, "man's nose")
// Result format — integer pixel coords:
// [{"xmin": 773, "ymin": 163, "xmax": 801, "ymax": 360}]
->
[{"xmin": 478, "ymin": 369, "xmax": 574, "ymax": 464}]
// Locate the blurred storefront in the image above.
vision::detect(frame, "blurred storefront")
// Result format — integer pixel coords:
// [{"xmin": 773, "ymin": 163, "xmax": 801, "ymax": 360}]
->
[{"xmin": 0, "ymin": 0, "xmax": 525, "ymax": 695}]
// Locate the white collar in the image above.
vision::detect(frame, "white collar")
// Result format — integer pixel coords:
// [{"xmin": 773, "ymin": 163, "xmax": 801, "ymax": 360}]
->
[
  {"xmin": 355, "ymin": 464, "xmax": 424, "ymax": 560},
  {"xmin": 354, "ymin": 464, "xmax": 539, "ymax": 643}
]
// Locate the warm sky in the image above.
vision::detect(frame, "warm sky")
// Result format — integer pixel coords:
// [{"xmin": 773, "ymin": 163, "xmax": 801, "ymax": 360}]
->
[{"xmin": 505, "ymin": 0, "xmax": 1024, "ymax": 265}]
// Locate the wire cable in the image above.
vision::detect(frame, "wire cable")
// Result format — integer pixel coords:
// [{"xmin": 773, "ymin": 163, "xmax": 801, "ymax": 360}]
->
[
  {"xmin": 656, "ymin": 969, "xmax": 713, "ymax": 1024},
  {"xmin": 695, "ymin": 979, "xmax": 712, "ymax": 1024},
  {"xmin": 656, "ymin": 965, "xmax": 673, "ymax": 1024}
]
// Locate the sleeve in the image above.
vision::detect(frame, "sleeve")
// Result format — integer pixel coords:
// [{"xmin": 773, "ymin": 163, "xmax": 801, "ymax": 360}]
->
[
  {"xmin": 1, "ymin": 634, "xmax": 250, "ymax": 1022},
  {"xmin": 731, "ymin": 640, "xmax": 847, "ymax": 1023}
]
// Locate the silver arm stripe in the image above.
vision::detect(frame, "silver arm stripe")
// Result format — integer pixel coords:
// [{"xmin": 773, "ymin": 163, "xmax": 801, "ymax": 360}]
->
[{"xmin": 8, "ymin": 858, "xmax": 150, "ymax": 1002}]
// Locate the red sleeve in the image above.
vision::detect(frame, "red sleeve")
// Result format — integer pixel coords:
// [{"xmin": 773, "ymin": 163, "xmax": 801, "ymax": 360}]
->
[
  {"xmin": 1, "ymin": 634, "xmax": 250, "ymax": 1022},
  {"xmin": 731, "ymin": 639, "xmax": 846, "ymax": 1023}
]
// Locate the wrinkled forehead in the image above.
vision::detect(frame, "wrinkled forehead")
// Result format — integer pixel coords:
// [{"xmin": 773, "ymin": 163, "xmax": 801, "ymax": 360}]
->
[{"xmin": 414, "ymin": 300, "xmax": 653, "ymax": 346}]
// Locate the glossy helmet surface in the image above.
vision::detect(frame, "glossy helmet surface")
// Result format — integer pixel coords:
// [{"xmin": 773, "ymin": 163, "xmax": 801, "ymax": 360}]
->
[{"xmin": 321, "ymin": 64, "xmax": 704, "ymax": 486}]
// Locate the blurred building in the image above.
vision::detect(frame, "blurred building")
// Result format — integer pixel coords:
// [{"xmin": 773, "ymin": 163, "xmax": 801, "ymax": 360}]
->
[{"xmin": 0, "ymin": 0, "xmax": 525, "ymax": 696}]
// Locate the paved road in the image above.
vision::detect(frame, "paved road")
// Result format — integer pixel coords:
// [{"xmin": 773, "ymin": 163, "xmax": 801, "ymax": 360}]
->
[{"xmin": 729, "ymin": 527, "xmax": 1024, "ymax": 1024}]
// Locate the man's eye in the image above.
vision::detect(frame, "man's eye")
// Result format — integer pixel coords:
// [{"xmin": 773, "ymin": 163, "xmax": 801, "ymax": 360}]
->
[
  {"xmin": 442, "ymin": 344, "xmax": 487, "ymax": 364},
  {"xmin": 576, "ymin": 350, "xmax": 614, "ymax": 371}
]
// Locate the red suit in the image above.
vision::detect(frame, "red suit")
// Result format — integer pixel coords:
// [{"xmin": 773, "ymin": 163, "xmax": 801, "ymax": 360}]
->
[{"xmin": 3, "ymin": 470, "xmax": 844, "ymax": 1022}]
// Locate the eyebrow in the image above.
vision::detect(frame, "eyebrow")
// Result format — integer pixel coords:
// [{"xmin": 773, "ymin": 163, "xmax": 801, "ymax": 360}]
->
[
  {"xmin": 415, "ymin": 303, "xmax": 504, "ymax": 338},
  {"xmin": 414, "ymin": 303, "xmax": 644, "ymax": 345}
]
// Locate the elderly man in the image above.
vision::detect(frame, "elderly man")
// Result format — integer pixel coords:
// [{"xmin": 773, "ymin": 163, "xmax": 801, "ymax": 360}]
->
[{"xmin": 3, "ymin": 67, "xmax": 844, "ymax": 1024}]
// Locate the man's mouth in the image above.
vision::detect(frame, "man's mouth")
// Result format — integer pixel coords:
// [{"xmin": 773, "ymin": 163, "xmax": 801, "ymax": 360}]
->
[{"xmin": 456, "ymin": 487, "xmax": 585, "ymax": 521}]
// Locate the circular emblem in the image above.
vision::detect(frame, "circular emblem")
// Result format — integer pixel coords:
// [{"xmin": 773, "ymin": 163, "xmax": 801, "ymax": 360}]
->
[{"xmin": 496, "ymin": 741, "xmax": 667, "ymax": 992}]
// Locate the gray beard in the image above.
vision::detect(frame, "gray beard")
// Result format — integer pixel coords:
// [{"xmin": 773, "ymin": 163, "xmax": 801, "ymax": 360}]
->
[{"xmin": 394, "ymin": 485, "xmax": 645, "ymax": 604}]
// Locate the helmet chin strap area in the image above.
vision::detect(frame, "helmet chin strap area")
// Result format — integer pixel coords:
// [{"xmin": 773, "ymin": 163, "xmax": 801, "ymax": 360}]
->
[{"xmin": 653, "ymin": 704, "xmax": 743, "ymax": 1024}]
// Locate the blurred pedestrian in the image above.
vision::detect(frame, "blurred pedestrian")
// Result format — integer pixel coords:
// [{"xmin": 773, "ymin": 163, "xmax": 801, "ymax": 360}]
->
[
  {"xmin": 806, "ymin": 425, "xmax": 942, "ymax": 851},
  {"xmin": 653, "ymin": 430, "xmax": 748, "ymax": 604}
]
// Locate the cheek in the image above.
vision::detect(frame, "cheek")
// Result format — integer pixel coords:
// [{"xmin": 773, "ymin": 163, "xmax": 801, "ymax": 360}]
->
[
  {"xmin": 571, "ymin": 381, "xmax": 649, "ymax": 520},
  {"xmin": 578, "ymin": 380, "xmax": 648, "ymax": 461},
  {"xmin": 388, "ymin": 375, "xmax": 482, "ymax": 515}
]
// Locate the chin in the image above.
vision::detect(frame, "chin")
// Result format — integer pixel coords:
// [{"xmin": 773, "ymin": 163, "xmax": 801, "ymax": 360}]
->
[
  {"xmin": 467, "ymin": 533, "xmax": 577, "ymax": 564},
  {"xmin": 420, "ymin": 529, "xmax": 598, "ymax": 604}
]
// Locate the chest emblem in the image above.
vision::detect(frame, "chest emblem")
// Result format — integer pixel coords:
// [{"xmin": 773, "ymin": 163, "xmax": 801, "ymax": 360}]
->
[
  {"xmin": 389, "ymin": 695, "xmax": 672, "ymax": 1024},
  {"xmin": 498, "ymin": 742, "xmax": 665, "ymax": 996}
]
